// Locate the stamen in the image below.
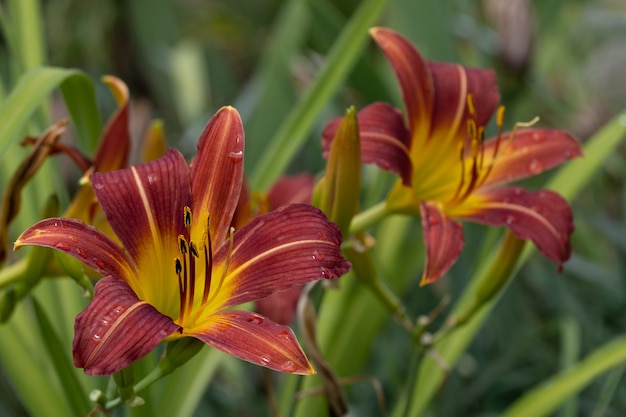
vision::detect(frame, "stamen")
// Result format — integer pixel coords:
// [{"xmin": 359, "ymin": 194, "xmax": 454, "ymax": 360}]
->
[
  {"xmin": 187, "ymin": 241, "xmax": 198, "ymax": 314},
  {"xmin": 202, "ymin": 214, "xmax": 213, "ymax": 305},
  {"xmin": 205, "ymin": 227, "xmax": 235, "ymax": 307},
  {"xmin": 466, "ymin": 94, "xmax": 476, "ymax": 116},
  {"xmin": 178, "ymin": 234, "xmax": 189, "ymax": 321},
  {"xmin": 184, "ymin": 206, "xmax": 192, "ymax": 228},
  {"xmin": 175, "ymin": 257, "xmax": 185, "ymax": 320}
]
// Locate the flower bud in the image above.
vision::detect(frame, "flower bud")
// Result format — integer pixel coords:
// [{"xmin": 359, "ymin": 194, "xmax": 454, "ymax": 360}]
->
[{"xmin": 317, "ymin": 107, "xmax": 361, "ymax": 236}]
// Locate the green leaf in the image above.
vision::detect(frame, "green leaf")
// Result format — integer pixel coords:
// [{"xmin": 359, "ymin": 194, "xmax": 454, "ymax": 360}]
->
[
  {"xmin": 249, "ymin": 0, "xmax": 389, "ymax": 191},
  {"xmin": 32, "ymin": 297, "xmax": 91, "ymax": 417},
  {"xmin": 0, "ymin": 66, "xmax": 101, "ymax": 158},
  {"xmin": 502, "ymin": 335, "xmax": 626, "ymax": 417}
]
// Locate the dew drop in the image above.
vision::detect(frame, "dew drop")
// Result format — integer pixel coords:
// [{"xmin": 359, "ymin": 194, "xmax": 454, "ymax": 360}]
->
[
  {"xmin": 112, "ymin": 305, "xmax": 124, "ymax": 316},
  {"xmin": 228, "ymin": 150, "xmax": 244, "ymax": 163},
  {"xmin": 427, "ymin": 214, "xmax": 440, "ymax": 225},
  {"xmin": 69, "ymin": 235, "xmax": 79, "ymax": 243},
  {"xmin": 503, "ymin": 215, "xmax": 516, "ymax": 225},
  {"xmin": 317, "ymin": 231, "xmax": 327, "ymax": 241},
  {"xmin": 312, "ymin": 250, "xmax": 325, "ymax": 261},
  {"xmin": 94, "ymin": 259, "xmax": 106, "ymax": 270},
  {"xmin": 320, "ymin": 267, "xmax": 335, "ymax": 279},
  {"xmin": 247, "ymin": 315, "xmax": 263, "ymax": 325},
  {"xmin": 260, "ymin": 356, "xmax": 271, "ymax": 365},
  {"xmin": 277, "ymin": 330, "xmax": 291, "ymax": 340},
  {"xmin": 528, "ymin": 159, "xmax": 544, "ymax": 174},
  {"xmin": 100, "ymin": 316, "xmax": 111, "ymax": 326},
  {"xmin": 54, "ymin": 242, "xmax": 70, "ymax": 251},
  {"xmin": 531, "ymin": 132, "xmax": 544, "ymax": 142},
  {"xmin": 76, "ymin": 247, "xmax": 88, "ymax": 259},
  {"xmin": 92, "ymin": 333, "xmax": 102, "ymax": 341},
  {"xmin": 281, "ymin": 360, "xmax": 297, "ymax": 373}
]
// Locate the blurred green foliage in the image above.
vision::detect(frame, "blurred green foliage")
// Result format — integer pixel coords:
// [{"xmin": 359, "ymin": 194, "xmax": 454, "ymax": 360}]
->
[{"xmin": 1, "ymin": 0, "xmax": 626, "ymax": 416}]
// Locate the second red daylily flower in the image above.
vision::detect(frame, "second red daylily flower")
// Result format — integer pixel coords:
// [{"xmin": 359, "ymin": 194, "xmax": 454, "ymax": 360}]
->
[
  {"xmin": 323, "ymin": 27, "xmax": 583, "ymax": 284},
  {"xmin": 15, "ymin": 106, "xmax": 350, "ymax": 376}
]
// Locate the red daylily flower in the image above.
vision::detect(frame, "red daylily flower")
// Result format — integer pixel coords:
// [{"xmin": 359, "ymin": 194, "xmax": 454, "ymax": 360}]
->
[
  {"xmin": 323, "ymin": 27, "xmax": 582, "ymax": 285},
  {"xmin": 16, "ymin": 107, "xmax": 350, "ymax": 375}
]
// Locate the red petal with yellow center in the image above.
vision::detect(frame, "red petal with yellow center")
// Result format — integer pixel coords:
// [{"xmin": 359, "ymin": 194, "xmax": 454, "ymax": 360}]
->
[
  {"xmin": 214, "ymin": 204, "xmax": 350, "ymax": 311},
  {"xmin": 428, "ymin": 62, "xmax": 499, "ymax": 142},
  {"xmin": 267, "ymin": 174, "xmax": 315, "ymax": 208},
  {"xmin": 14, "ymin": 217, "xmax": 135, "ymax": 280},
  {"xmin": 464, "ymin": 187, "xmax": 573, "ymax": 265},
  {"xmin": 322, "ymin": 102, "xmax": 412, "ymax": 185},
  {"xmin": 478, "ymin": 128, "xmax": 583, "ymax": 188},
  {"xmin": 370, "ymin": 27, "xmax": 434, "ymax": 143},
  {"xmin": 92, "ymin": 149, "xmax": 191, "ymax": 294},
  {"xmin": 420, "ymin": 202, "xmax": 464, "ymax": 285},
  {"xmin": 190, "ymin": 106, "xmax": 244, "ymax": 245},
  {"xmin": 187, "ymin": 310, "xmax": 314, "ymax": 374},
  {"xmin": 73, "ymin": 277, "xmax": 180, "ymax": 375}
]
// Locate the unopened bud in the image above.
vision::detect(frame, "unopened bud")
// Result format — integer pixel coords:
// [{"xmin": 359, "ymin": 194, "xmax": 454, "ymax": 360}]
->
[{"xmin": 318, "ymin": 107, "xmax": 361, "ymax": 236}]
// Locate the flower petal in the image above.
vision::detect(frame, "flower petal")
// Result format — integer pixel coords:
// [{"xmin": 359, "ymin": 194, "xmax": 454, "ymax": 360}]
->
[
  {"xmin": 428, "ymin": 62, "xmax": 499, "ymax": 138},
  {"xmin": 190, "ymin": 106, "xmax": 244, "ymax": 246},
  {"xmin": 420, "ymin": 202, "xmax": 464, "ymax": 285},
  {"xmin": 322, "ymin": 102, "xmax": 412, "ymax": 185},
  {"xmin": 255, "ymin": 286, "xmax": 302, "ymax": 325},
  {"xmin": 14, "ymin": 217, "xmax": 134, "ymax": 280},
  {"xmin": 93, "ymin": 76, "xmax": 130, "ymax": 173},
  {"xmin": 187, "ymin": 310, "xmax": 314, "ymax": 375},
  {"xmin": 92, "ymin": 149, "xmax": 191, "ymax": 304},
  {"xmin": 463, "ymin": 187, "xmax": 573, "ymax": 265},
  {"xmin": 370, "ymin": 27, "xmax": 434, "ymax": 144},
  {"xmin": 73, "ymin": 277, "xmax": 180, "ymax": 375},
  {"xmin": 213, "ymin": 204, "xmax": 350, "ymax": 311},
  {"xmin": 479, "ymin": 128, "xmax": 583, "ymax": 187},
  {"xmin": 267, "ymin": 174, "xmax": 315, "ymax": 208}
]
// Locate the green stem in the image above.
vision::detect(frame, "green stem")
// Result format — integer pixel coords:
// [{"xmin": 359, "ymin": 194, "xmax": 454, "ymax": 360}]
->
[
  {"xmin": 104, "ymin": 366, "xmax": 165, "ymax": 410},
  {"xmin": 0, "ymin": 257, "xmax": 27, "ymax": 288},
  {"xmin": 349, "ymin": 201, "xmax": 389, "ymax": 234}
]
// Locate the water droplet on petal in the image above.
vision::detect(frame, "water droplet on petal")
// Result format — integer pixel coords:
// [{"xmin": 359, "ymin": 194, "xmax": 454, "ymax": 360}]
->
[
  {"xmin": 281, "ymin": 360, "xmax": 297, "ymax": 373},
  {"xmin": 260, "ymin": 356, "xmax": 271, "ymax": 365},
  {"xmin": 317, "ymin": 232, "xmax": 327, "ymax": 241},
  {"xmin": 228, "ymin": 150, "xmax": 244, "ymax": 163},
  {"xmin": 76, "ymin": 248, "xmax": 88, "ymax": 259},
  {"xmin": 92, "ymin": 333, "xmax": 102, "ymax": 341},
  {"xmin": 503, "ymin": 215, "xmax": 516, "ymax": 225},
  {"xmin": 532, "ymin": 132, "xmax": 545, "ymax": 142},
  {"xmin": 277, "ymin": 330, "xmax": 291, "ymax": 340},
  {"xmin": 427, "ymin": 214, "xmax": 440, "ymax": 225},
  {"xmin": 528, "ymin": 159, "xmax": 544, "ymax": 174},
  {"xmin": 112, "ymin": 305, "xmax": 124, "ymax": 316},
  {"xmin": 321, "ymin": 267, "xmax": 336, "ymax": 279},
  {"xmin": 69, "ymin": 235, "xmax": 79, "ymax": 243},
  {"xmin": 312, "ymin": 250, "xmax": 324, "ymax": 261},
  {"xmin": 94, "ymin": 259, "xmax": 106, "ymax": 270},
  {"xmin": 54, "ymin": 242, "xmax": 70, "ymax": 251},
  {"xmin": 247, "ymin": 315, "xmax": 263, "ymax": 325}
]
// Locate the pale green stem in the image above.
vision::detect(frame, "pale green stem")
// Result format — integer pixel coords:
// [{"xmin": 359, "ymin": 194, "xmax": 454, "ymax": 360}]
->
[{"xmin": 349, "ymin": 201, "xmax": 389, "ymax": 234}]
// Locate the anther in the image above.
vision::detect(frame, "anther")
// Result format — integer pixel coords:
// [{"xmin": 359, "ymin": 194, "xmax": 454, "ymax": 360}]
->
[
  {"xmin": 189, "ymin": 242, "xmax": 199, "ymax": 258},
  {"xmin": 175, "ymin": 258, "xmax": 182, "ymax": 275},
  {"xmin": 184, "ymin": 206, "xmax": 192, "ymax": 228},
  {"xmin": 178, "ymin": 235, "xmax": 188, "ymax": 254},
  {"xmin": 466, "ymin": 94, "xmax": 476, "ymax": 116}
]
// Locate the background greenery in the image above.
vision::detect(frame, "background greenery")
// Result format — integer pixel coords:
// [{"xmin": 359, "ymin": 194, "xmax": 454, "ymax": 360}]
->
[{"xmin": 1, "ymin": 0, "xmax": 625, "ymax": 416}]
